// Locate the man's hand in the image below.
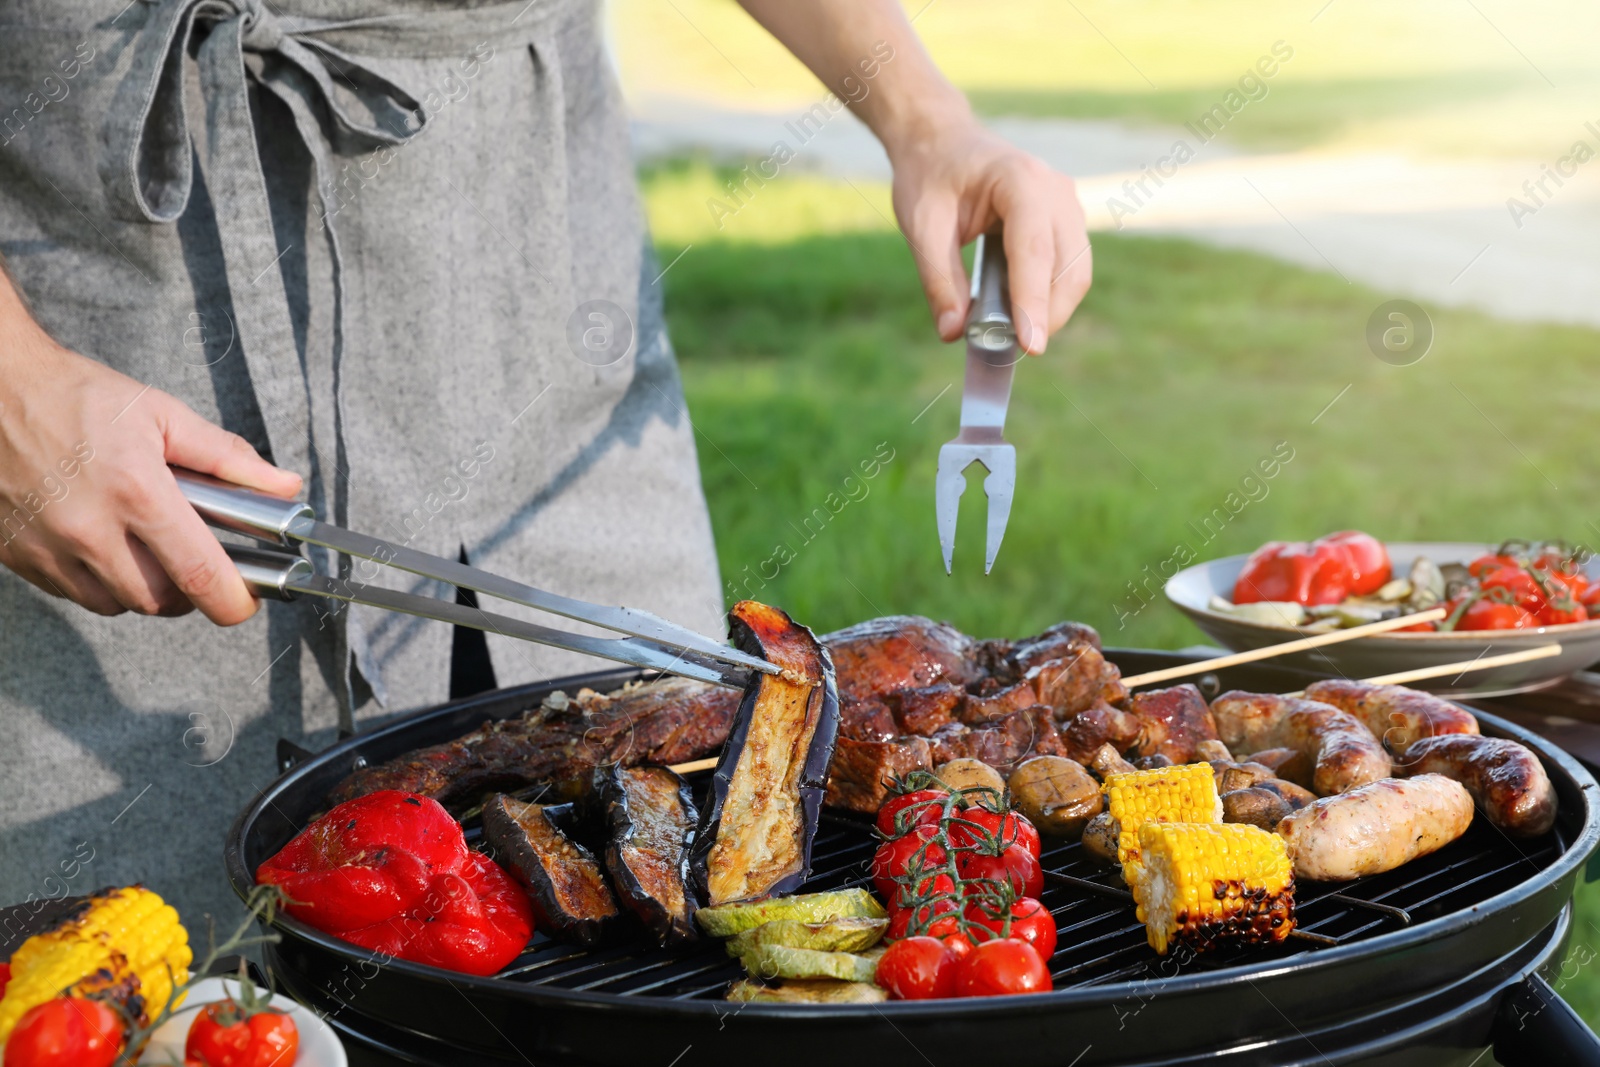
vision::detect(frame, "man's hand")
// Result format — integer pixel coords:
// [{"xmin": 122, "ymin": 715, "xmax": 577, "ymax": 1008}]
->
[
  {"xmin": 0, "ymin": 293, "xmax": 302, "ymax": 624},
  {"xmin": 737, "ymin": 0, "xmax": 1092, "ymax": 354},
  {"xmin": 888, "ymin": 116, "xmax": 1091, "ymax": 355}
]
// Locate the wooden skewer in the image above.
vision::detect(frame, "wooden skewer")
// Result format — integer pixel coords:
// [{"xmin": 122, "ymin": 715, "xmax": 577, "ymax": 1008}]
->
[
  {"xmin": 1348, "ymin": 643, "xmax": 1563, "ymax": 688},
  {"xmin": 1280, "ymin": 643, "xmax": 1563, "ymax": 697},
  {"xmin": 668, "ymin": 755, "xmax": 719, "ymax": 775},
  {"xmin": 1119, "ymin": 607, "xmax": 1448, "ymax": 688}
]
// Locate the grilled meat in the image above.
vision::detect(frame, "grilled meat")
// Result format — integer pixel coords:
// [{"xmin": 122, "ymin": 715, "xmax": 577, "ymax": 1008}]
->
[
  {"xmin": 884, "ymin": 684, "xmax": 963, "ymax": 736},
  {"xmin": 327, "ymin": 679, "xmax": 739, "ymax": 812},
  {"xmin": 481, "ymin": 796, "xmax": 620, "ymax": 947},
  {"xmin": 958, "ymin": 682, "xmax": 1040, "ymax": 725},
  {"xmin": 1211, "ymin": 691, "xmax": 1391, "ymax": 796},
  {"xmin": 693, "ymin": 601, "xmax": 840, "ymax": 906},
  {"xmin": 1277, "ymin": 775, "xmax": 1474, "ymax": 881},
  {"xmin": 822, "ymin": 736, "xmax": 933, "ymax": 813},
  {"xmin": 984, "ymin": 620, "xmax": 1102, "ymax": 680},
  {"xmin": 1027, "ymin": 644, "xmax": 1129, "ymax": 719},
  {"xmin": 1302, "ymin": 680, "xmax": 1479, "ymax": 756},
  {"xmin": 1394, "ymin": 734, "xmax": 1557, "ymax": 838},
  {"xmin": 1087, "ymin": 743, "xmax": 1137, "ymax": 781},
  {"xmin": 1127, "ymin": 684, "xmax": 1220, "ymax": 764},
  {"xmin": 599, "ymin": 765, "xmax": 699, "ymax": 946},
  {"xmin": 1059, "ymin": 701, "xmax": 1142, "ymax": 764},
  {"xmin": 839, "ymin": 697, "xmax": 899, "ymax": 742},
  {"xmin": 929, "ymin": 706, "xmax": 1066, "ymax": 769},
  {"xmin": 820, "ymin": 616, "xmax": 982, "ymax": 703}
]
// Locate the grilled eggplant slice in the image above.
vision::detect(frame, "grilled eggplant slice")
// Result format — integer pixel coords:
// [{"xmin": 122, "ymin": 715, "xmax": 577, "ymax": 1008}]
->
[
  {"xmin": 693, "ymin": 601, "xmax": 841, "ymax": 906},
  {"xmin": 696, "ymin": 888, "xmax": 885, "ymax": 938},
  {"xmin": 481, "ymin": 795, "xmax": 621, "ymax": 947},
  {"xmin": 726, "ymin": 978, "xmax": 888, "ymax": 1003},
  {"xmin": 599, "ymin": 765, "xmax": 699, "ymax": 947},
  {"xmin": 724, "ymin": 917, "xmax": 887, "ymax": 957}
]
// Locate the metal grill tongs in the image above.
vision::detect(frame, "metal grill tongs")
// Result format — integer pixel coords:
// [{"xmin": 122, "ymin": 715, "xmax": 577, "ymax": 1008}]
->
[
  {"xmin": 936, "ymin": 229, "xmax": 1020, "ymax": 575},
  {"xmin": 174, "ymin": 470, "xmax": 778, "ymax": 689}
]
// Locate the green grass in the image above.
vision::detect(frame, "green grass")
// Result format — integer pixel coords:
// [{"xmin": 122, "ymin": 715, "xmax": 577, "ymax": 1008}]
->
[
  {"xmin": 967, "ymin": 72, "xmax": 1535, "ymax": 151},
  {"xmin": 644, "ymin": 158, "xmax": 1600, "ymax": 1024}
]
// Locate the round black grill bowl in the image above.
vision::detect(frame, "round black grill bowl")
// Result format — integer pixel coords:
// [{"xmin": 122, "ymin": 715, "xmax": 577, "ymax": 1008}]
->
[{"xmin": 226, "ymin": 652, "xmax": 1600, "ymax": 1066}]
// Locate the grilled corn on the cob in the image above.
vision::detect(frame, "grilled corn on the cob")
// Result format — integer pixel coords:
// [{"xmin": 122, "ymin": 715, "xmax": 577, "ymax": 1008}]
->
[
  {"xmin": 1129, "ymin": 822, "xmax": 1295, "ymax": 955},
  {"xmin": 0, "ymin": 886, "xmax": 191, "ymax": 1043},
  {"xmin": 1103, "ymin": 763, "xmax": 1222, "ymax": 877}
]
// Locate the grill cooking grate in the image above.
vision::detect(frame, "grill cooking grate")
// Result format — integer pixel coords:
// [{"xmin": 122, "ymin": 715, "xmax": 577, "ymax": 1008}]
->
[{"xmin": 464, "ymin": 796, "xmax": 1566, "ymax": 1001}]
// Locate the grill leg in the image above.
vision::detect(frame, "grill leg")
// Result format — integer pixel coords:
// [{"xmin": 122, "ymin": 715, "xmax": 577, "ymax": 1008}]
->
[{"xmin": 1492, "ymin": 972, "xmax": 1600, "ymax": 1066}]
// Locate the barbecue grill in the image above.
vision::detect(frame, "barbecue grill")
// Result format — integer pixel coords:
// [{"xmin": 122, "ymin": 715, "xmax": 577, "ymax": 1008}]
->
[{"xmin": 225, "ymin": 651, "xmax": 1600, "ymax": 1066}]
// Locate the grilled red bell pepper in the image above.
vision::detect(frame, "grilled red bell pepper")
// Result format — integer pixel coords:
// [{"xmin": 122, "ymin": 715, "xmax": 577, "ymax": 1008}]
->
[
  {"xmin": 1233, "ymin": 540, "xmax": 1354, "ymax": 605},
  {"xmin": 256, "ymin": 790, "xmax": 534, "ymax": 976},
  {"xmin": 1314, "ymin": 531, "xmax": 1391, "ymax": 596}
]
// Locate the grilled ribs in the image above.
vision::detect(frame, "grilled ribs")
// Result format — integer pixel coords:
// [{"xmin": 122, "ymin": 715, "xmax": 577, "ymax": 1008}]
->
[
  {"xmin": 326, "ymin": 678, "xmax": 740, "ymax": 810},
  {"xmin": 327, "ymin": 615, "xmax": 1173, "ymax": 817}
]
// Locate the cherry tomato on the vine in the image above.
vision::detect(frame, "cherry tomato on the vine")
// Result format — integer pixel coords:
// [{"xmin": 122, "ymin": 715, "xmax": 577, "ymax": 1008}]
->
[
  {"xmin": 957, "ymin": 845, "xmax": 1044, "ymax": 900},
  {"xmin": 941, "ymin": 932, "xmax": 975, "ymax": 960},
  {"xmin": 953, "ymin": 938, "xmax": 1052, "ymax": 997},
  {"xmin": 876, "ymin": 936, "xmax": 957, "ymax": 1000},
  {"xmin": 1478, "ymin": 567, "xmax": 1544, "ymax": 612},
  {"xmin": 888, "ymin": 892, "xmax": 961, "ymax": 940},
  {"xmin": 963, "ymin": 897, "xmax": 1058, "ymax": 959},
  {"xmin": 876, "ymin": 789, "xmax": 950, "ymax": 838},
  {"xmin": 871, "ymin": 826, "xmax": 947, "ymax": 899},
  {"xmin": 1458, "ymin": 597, "xmax": 1537, "ymax": 631},
  {"xmin": 1468, "ymin": 553, "xmax": 1520, "ymax": 579},
  {"xmin": 948, "ymin": 808, "xmax": 1040, "ymax": 859}
]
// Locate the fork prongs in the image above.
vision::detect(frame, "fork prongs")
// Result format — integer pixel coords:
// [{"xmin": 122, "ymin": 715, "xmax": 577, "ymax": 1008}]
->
[{"xmin": 936, "ymin": 442, "xmax": 1017, "ymax": 575}]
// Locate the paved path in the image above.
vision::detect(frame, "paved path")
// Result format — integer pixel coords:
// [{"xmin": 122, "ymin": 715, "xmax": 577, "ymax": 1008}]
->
[{"xmin": 632, "ymin": 96, "xmax": 1600, "ymax": 329}]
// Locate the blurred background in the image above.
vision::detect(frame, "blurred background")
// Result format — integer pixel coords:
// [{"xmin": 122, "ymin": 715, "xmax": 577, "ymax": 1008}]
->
[{"xmin": 606, "ymin": 0, "xmax": 1600, "ymax": 1019}]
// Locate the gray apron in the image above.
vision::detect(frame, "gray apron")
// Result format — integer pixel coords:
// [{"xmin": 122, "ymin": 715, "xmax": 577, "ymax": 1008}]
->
[{"xmin": 0, "ymin": 0, "xmax": 723, "ymax": 929}]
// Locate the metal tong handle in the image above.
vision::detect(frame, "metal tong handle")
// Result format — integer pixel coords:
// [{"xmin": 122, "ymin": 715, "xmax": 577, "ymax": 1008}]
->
[
  {"xmin": 178, "ymin": 472, "xmax": 311, "ymax": 546},
  {"xmin": 174, "ymin": 469, "xmax": 778, "ymax": 677},
  {"xmin": 216, "ymin": 543, "xmax": 748, "ymax": 688}
]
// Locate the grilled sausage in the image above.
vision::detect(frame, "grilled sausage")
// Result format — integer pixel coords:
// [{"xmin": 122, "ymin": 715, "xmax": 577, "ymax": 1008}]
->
[
  {"xmin": 1276, "ymin": 775, "xmax": 1474, "ymax": 881},
  {"xmin": 1303, "ymin": 679, "xmax": 1478, "ymax": 756},
  {"xmin": 1211, "ymin": 692, "xmax": 1391, "ymax": 796},
  {"xmin": 1395, "ymin": 734, "xmax": 1557, "ymax": 838}
]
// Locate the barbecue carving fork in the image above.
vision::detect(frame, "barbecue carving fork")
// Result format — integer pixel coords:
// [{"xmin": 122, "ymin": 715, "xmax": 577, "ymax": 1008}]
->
[
  {"xmin": 937, "ymin": 230, "xmax": 1019, "ymax": 575},
  {"xmin": 174, "ymin": 470, "xmax": 778, "ymax": 689}
]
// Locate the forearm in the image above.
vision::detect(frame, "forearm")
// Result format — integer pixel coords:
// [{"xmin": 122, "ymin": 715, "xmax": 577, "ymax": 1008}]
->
[{"xmin": 736, "ymin": 0, "xmax": 971, "ymax": 161}]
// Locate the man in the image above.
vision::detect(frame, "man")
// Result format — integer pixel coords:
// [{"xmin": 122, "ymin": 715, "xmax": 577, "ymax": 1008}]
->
[{"xmin": 0, "ymin": 0, "xmax": 1090, "ymax": 926}]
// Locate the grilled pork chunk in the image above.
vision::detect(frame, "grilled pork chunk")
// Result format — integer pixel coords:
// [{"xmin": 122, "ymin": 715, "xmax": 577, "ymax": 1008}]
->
[
  {"xmin": 821, "ymin": 616, "xmax": 983, "ymax": 703},
  {"xmin": 1127, "ymin": 684, "xmax": 1220, "ymax": 764}
]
